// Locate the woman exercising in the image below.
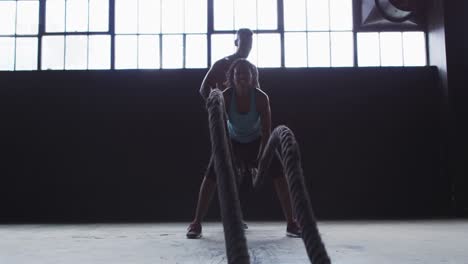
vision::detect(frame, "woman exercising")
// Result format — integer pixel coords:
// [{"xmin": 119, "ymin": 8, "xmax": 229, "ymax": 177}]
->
[{"xmin": 187, "ymin": 58, "xmax": 301, "ymax": 239}]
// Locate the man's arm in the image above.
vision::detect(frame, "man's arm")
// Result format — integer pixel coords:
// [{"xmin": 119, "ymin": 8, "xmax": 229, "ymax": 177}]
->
[{"xmin": 200, "ymin": 60, "xmax": 223, "ymax": 101}]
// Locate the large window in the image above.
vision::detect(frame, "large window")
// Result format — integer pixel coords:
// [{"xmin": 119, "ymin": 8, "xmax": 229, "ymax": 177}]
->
[
  {"xmin": 0, "ymin": 0, "xmax": 39, "ymax": 71},
  {"xmin": 284, "ymin": 0, "xmax": 353, "ymax": 67},
  {"xmin": 357, "ymin": 31, "xmax": 426, "ymax": 67},
  {"xmin": 42, "ymin": 0, "xmax": 110, "ymax": 70},
  {"xmin": 0, "ymin": 0, "xmax": 427, "ymax": 71},
  {"xmin": 114, "ymin": 0, "xmax": 207, "ymax": 69}
]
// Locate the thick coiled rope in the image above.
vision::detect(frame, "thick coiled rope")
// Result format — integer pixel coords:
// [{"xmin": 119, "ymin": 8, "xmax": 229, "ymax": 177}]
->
[
  {"xmin": 254, "ymin": 125, "xmax": 331, "ymax": 264},
  {"xmin": 207, "ymin": 89, "xmax": 250, "ymax": 264}
]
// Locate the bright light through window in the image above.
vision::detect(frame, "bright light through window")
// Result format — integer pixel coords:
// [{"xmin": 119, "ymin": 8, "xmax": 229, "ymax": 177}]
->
[
  {"xmin": 139, "ymin": 0, "xmax": 161, "ymax": 34},
  {"xmin": 88, "ymin": 35, "xmax": 110, "ymax": 69},
  {"xmin": 248, "ymin": 34, "xmax": 258, "ymax": 65},
  {"xmin": 65, "ymin": 35, "xmax": 88, "ymax": 69},
  {"xmin": 66, "ymin": 0, "xmax": 88, "ymax": 32},
  {"xmin": 16, "ymin": 37, "xmax": 38, "ymax": 71},
  {"xmin": 307, "ymin": 0, "xmax": 330, "ymax": 30},
  {"xmin": 308, "ymin": 32, "xmax": 330, "ymax": 67},
  {"xmin": 284, "ymin": 0, "xmax": 307, "ymax": 31},
  {"xmin": 115, "ymin": 0, "xmax": 137, "ymax": 34},
  {"xmin": 214, "ymin": 0, "xmax": 234, "ymax": 30},
  {"xmin": 0, "ymin": 2, "xmax": 17, "ymax": 35},
  {"xmin": 0, "ymin": 1, "xmax": 428, "ymax": 71},
  {"xmin": 42, "ymin": 35, "xmax": 65, "ymax": 70},
  {"xmin": 358, "ymin": 32, "xmax": 380, "ymax": 67},
  {"xmin": 17, "ymin": 1, "xmax": 39, "ymax": 35},
  {"xmin": 89, "ymin": 0, "xmax": 109, "ymax": 32},
  {"xmin": 115, "ymin": 35, "xmax": 137, "ymax": 69},
  {"xmin": 330, "ymin": 0, "xmax": 353, "ymax": 30},
  {"xmin": 138, "ymin": 35, "xmax": 160, "ymax": 69},
  {"xmin": 380, "ymin": 32, "xmax": 403, "ymax": 66},
  {"xmin": 257, "ymin": 0, "xmax": 277, "ymax": 30},
  {"xmin": 235, "ymin": 0, "xmax": 257, "ymax": 30},
  {"xmin": 211, "ymin": 34, "xmax": 236, "ymax": 63},
  {"xmin": 46, "ymin": 0, "xmax": 65, "ymax": 33},
  {"xmin": 186, "ymin": 35, "xmax": 207, "ymax": 68},
  {"xmin": 161, "ymin": 0, "xmax": 184, "ymax": 33},
  {"xmin": 0, "ymin": 37, "xmax": 15, "ymax": 71},
  {"xmin": 257, "ymin": 34, "xmax": 281, "ymax": 68},
  {"xmin": 285, "ymin": 32, "xmax": 307, "ymax": 67},
  {"xmin": 162, "ymin": 35, "xmax": 183, "ymax": 69},
  {"xmin": 403, "ymin": 32, "xmax": 426, "ymax": 66},
  {"xmin": 331, "ymin": 32, "xmax": 353, "ymax": 67},
  {"xmin": 214, "ymin": 0, "xmax": 277, "ymax": 30},
  {"xmin": 185, "ymin": 0, "xmax": 207, "ymax": 33}
]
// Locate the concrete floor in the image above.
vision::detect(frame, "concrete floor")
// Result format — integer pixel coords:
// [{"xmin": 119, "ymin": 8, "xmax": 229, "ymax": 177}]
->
[{"xmin": 0, "ymin": 220, "xmax": 467, "ymax": 264}]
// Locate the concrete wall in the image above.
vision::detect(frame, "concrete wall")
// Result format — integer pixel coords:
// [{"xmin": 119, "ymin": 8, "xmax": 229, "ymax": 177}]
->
[{"xmin": 0, "ymin": 67, "xmax": 447, "ymax": 222}]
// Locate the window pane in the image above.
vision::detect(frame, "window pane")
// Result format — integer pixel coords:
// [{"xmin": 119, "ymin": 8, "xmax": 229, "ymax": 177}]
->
[
  {"xmin": 357, "ymin": 32, "xmax": 380, "ymax": 67},
  {"xmin": 235, "ymin": 0, "xmax": 257, "ymax": 30},
  {"xmin": 285, "ymin": 32, "xmax": 307, "ymax": 67},
  {"xmin": 307, "ymin": 0, "xmax": 329, "ymax": 30},
  {"xmin": 211, "ymin": 34, "xmax": 235, "ymax": 63},
  {"xmin": 0, "ymin": 1, "xmax": 16, "ymax": 35},
  {"xmin": 403, "ymin": 32, "xmax": 426, "ymax": 66},
  {"xmin": 248, "ymin": 34, "xmax": 258, "ymax": 65},
  {"xmin": 88, "ymin": 35, "xmax": 110, "ymax": 69},
  {"xmin": 186, "ymin": 34, "xmax": 207, "ymax": 68},
  {"xmin": 16, "ymin": 37, "xmax": 38, "ymax": 70},
  {"xmin": 257, "ymin": 0, "xmax": 277, "ymax": 30},
  {"xmin": 42, "ymin": 36, "xmax": 65, "ymax": 70},
  {"xmin": 329, "ymin": 0, "xmax": 352, "ymax": 30},
  {"xmin": 330, "ymin": 31, "xmax": 353, "ymax": 67},
  {"xmin": 115, "ymin": 35, "xmax": 137, "ymax": 69},
  {"xmin": 257, "ymin": 34, "xmax": 281, "ymax": 68},
  {"xmin": 380, "ymin": 32, "xmax": 403, "ymax": 66},
  {"xmin": 185, "ymin": 0, "xmax": 207, "ymax": 33},
  {"xmin": 138, "ymin": 35, "xmax": 160, "ymax": 69},
  {"xmin": 308, "ymin": 32, "xmax": 330, "ymax": 67},
  {"xmin": 214, "ymin": 0, "xmax": 234, "ymax": 30},
  {"xmin": 65, "ymin": 35, "xmax": 87, "ymax": 69},
  {"xmin": 16, "ymin": 1, "xmax": 39, "ymax": 35},
  {"xmin": 46, "ymin": 0, "xmax": 65, "ymax": 32},
  {"xmin": 162, "ymin": 34, "xmax": 183, "ymax": 69},
  {"xmin": 284, "ymin": 0, "xmax": 306, "ymax": 31},
  {"xmin": 115, "ymin": 0, "xmax": 137, "ymax": 34},
  {"xmin": 0, "ymin": 37, "xmax": 15, "ymax": 71},
  {"xmin": 66, "ymin": 0, "xmax": 88, "ymax": 32},
  {"xmin": 89, "ymin": 0, "xmax": 109, "ymax": 31},
  {"xmin": 161, "ymin": 0, "xmax": 184, "ymax": 33},
  {"xmin": 139, "ymin": 0, "xmax": 160, "ymax": 34}
]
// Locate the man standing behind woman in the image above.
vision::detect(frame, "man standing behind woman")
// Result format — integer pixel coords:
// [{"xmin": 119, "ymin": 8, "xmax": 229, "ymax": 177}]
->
[{"xmin": 187, "ymin": 28, "xmax": 301, "ymax": 239}]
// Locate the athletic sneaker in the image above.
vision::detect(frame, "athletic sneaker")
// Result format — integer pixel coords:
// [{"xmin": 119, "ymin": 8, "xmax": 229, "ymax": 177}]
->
[
  {"xmin": 286, "ymin": 221, "xmax": 302, "ymax": 238},
  {"xmin": 242, "ymin": 221, "xmax": 248, "ymax": 230},
  {"xmin": 186, "ymin": 222, "xmax": 202, "ymax": 239}
]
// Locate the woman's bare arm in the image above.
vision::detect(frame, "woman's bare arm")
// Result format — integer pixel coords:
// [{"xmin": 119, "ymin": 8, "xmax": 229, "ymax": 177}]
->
[{"xmin": 256, "ymin": 89, "xmax": 272, "ymax": 161}]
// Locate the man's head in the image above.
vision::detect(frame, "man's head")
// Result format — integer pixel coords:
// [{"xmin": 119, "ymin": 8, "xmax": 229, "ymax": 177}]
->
[{"xmin": 235, "ymin": 28, "xmax": 253, "ymax": 58}]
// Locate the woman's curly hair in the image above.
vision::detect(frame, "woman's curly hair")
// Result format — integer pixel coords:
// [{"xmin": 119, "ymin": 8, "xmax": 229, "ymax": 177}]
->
[{"xmin": 225, "ymin": 58, "xmax": 260, "ymax": 90}]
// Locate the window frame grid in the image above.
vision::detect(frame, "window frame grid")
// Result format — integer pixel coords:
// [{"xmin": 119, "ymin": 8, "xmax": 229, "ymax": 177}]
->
[
  {"xmin": 280, "ymin": 0, "xmax": 355, "ymax": 68},
  {"xmin": 0, "ymin": 0, "xmax": 41, "ymax": 70},
  {"xmin": 0, "ymin": 0, "xmax": 428, "ymax": 71},
  {"xmin": 40, "ymin": 0, "xmax": 111, "ymax": 70},
  {"xmin": 112, "ymin": 0, "xmax": 209, "ymax": 70}
]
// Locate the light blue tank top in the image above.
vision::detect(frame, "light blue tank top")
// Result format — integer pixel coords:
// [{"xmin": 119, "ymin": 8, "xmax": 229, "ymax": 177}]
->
[{"xmin": 227, "ymin": 89, "xmax": 261, "ymax": 143}]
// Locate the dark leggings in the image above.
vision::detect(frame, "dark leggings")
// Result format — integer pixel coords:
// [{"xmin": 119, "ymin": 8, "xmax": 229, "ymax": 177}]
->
[{"xmin": 204, "ymin": 137, "xmax": 282, "ymax": 182}]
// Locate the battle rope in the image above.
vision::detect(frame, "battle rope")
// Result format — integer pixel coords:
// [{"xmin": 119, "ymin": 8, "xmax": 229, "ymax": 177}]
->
[
  {"xmin": 254, "ymin": 125, "xmax": 331, "ymax": 264},
  {"xmin": 206, "ymin": 89, "xmax": 250, "ymax": 264},
  {"xmin": 207, "ymin": 89, "xmax": 330, "ymax": 263}
]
